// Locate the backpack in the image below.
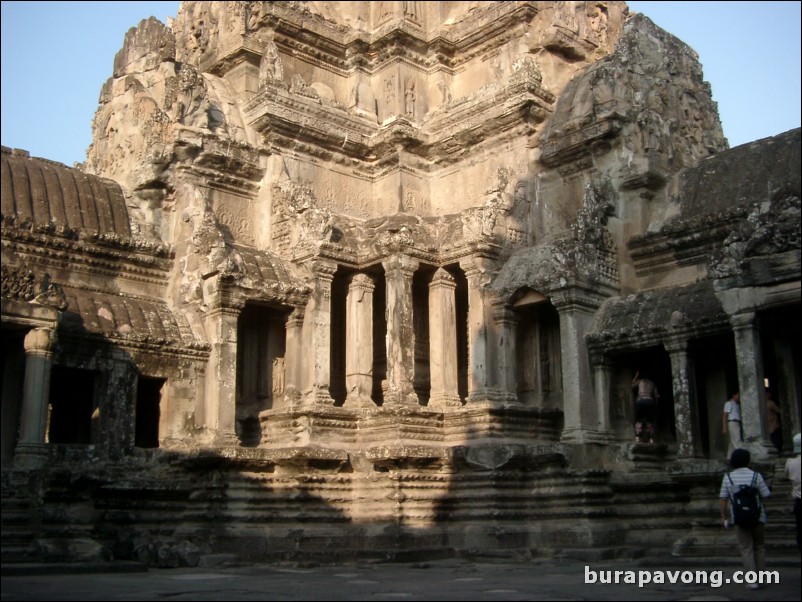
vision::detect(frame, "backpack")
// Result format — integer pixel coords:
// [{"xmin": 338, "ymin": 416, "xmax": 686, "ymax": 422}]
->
[{"xmin": 727, "ymin": 472, "xmax": 762, "ymax": 528}]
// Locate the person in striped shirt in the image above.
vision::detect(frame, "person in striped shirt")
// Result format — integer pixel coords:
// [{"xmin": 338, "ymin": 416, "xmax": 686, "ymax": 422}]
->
[{"xmin": 719, "ymin": 448, "xmax": 771, "ymax": 587}]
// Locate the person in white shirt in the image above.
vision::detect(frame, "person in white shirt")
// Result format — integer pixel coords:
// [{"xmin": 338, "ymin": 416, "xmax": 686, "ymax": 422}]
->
[
  {"xmin": 784, "ymin": 432, "xmax": 801, "ymax": 554},
  {"xmin": 719, "ymin": 448, "xmax": 771, "ymax": 587},
  {"xmin": 722, "ymin": 392, "xmax": 742, "ymax": 454}
]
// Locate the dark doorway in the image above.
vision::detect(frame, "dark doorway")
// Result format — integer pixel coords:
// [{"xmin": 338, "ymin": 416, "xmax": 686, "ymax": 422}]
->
[
  {"xmin": 1, "ymin": 330, "xmax": 26, "ymax": 467},
  {"xmin": 48, "ymin": 366, "xmax": 97, "ymax": 444},
  {"xmin": 136, "ymin": 376, "xmax": 164, "ymax": 448}
]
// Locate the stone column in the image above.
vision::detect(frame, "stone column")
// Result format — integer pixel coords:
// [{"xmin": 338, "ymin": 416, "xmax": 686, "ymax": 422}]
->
[
  {"xmin": 345, "ymin": 273, "xmax": 375, "ymax": 408},
  {"xmin": 459, "ymin": 257, "xmax": 493, "ymax": 402},
  {"xmin": 664, "ymin": 337, "xmax": 702, "ymax": 458},
  {"xmin": 490, "ymin": 299, "xmax": 519, "ymax": 404},
  {"xmin": 301, "ymin": 260, "xmax": 338, "ymax": 405},
  {"xmin": 14, "ymin": 327, "xmax": 57, "ymax": 469},
  {"xmin": 106, "ymin": 352, "xmax": 139, "ymax": 458},
  {"xmin": 382, "ymin": 255, "xmax": 419, "ymax": 405},
  {"xmin": 552, "ymin": 292, "xmax": 603, "ymax": 443},
  {"xmin": 590, "ymin": 350, "xmax": 613, "ymax": 435},
  {"xmin": 202, "ymin": 305, "xmax": 240, "ymax": 445},
  {"xmin": 428, "ymin": 268, "xmax": 461, "ymax": 409},
  {"xmin": 730, "ymin": 312, "xmax": 773, "ymax": 458},
  {"xmin": 282, "ymin": 307, "xmax": 304, "ymax": 406}
]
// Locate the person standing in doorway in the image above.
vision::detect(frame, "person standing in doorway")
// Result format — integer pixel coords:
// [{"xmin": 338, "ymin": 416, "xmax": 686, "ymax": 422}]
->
[
  {"xmin": 722, "ymin": 391, "xmax": 743, "ymax": 454},
  {"xmin": 632, "ymin": 371, "xmax": 659, "ymax": 444},
  {"xmin": 766, "ymin": 389, "xmax": 782, "ymax": 454}
]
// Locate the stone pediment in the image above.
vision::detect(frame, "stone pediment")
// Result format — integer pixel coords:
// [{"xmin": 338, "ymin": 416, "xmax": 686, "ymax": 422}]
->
[
  {"xmin": 217, "ymin": 243, "xmax": 312, "ymax": 308},
  {"xmin": 539, "ymin": 14, "xmax": 727, "ymax": 175}
]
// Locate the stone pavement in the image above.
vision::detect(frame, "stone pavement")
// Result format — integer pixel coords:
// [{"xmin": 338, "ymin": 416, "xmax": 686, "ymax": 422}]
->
[{"xmin": 2, "ymin": 558, "xmax": 800, "ymax": 601}]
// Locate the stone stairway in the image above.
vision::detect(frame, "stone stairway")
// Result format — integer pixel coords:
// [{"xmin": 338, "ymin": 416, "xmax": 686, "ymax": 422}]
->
[
  {"xmin": 665, "ymin": 457, "xmax": 800, "ymax": 567},
  {"xmin": 0, "ymin": 473, "xmax": 41, "ymax": 563}
]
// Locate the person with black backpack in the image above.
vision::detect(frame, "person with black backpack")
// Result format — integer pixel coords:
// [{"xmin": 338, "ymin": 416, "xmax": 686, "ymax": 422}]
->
[{"xmin": 719, "ymin": 448, "xmax": 771, "ymax": 588}]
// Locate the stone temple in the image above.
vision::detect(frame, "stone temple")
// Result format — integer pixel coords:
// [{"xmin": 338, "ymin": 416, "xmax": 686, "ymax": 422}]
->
[{"xmin": 2, "ymin": 1, "xmax": 800, "ymax": 564}]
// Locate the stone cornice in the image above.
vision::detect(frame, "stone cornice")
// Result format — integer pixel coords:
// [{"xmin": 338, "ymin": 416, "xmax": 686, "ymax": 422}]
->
[
  {"xmin": 2, "ymin": 228, "xmax": 172, "ymax": 289},
  {"xmin": 586, "ymin": 318, "xmax": 729, "ymax": 355},
  {"xmin": 55, "ymin": 329, "xmax": 210, "ymax": 360},
  {"xmin": 1, "ymin": 215, "xmax": 171, "ymax": 259},
  {"xmin": 229, "ymin": 2, "xmax": 538, "ymax": 76},
  {"xmin": 247, "ymin": 77, "xmax": 551, "ymax": 170}
]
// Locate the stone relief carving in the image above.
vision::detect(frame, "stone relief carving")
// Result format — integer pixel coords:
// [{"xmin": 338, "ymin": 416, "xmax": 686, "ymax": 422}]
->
[
  {"xmin": 384, "ymin": 76, "xmax": 396, "ymax": 110},
  {"xmin": 404, "ymin": 79, "xmax": 416, "ymax": 118},
  {"xmin": 350, "ymin": 80, "xmax": 377, "ymax": 120},
  {"xmin": 290, "ymin": 74, "xmax": 321, "ymax": 101},
  {"xmin": 541, "ymin": 15, "xmax": 727, "ymax": 174},
  {"xmin": 1, "ymin": 265, "xmax": 68, "ymax": 310},
  {"xmin": 175, "ymin": 64, "xmax": 211, "ymax": 129},
  {"xmin": 173, "ymin": 1, "xmax": 220, "ymax": 66},
  {"xmin": 272, "ymin": 357, "xmax": 286, "ymax": 397},
  {"xmin": 259, "ymin": 40, "xmax": 284, "ymax": 86},
  {"xmin": 378, "ymin": 1, "xmax": 394, "ymax": 24},
  {"xmin": 491, "ymin": 177, "xmax": 618, "ymax": 298},
  {"xmin": 272, "ymin": 180, "xmax": 335, "ymax": 252},
  {"xmin": 436, "ymin": 79, "xmax": 452, "ymax": 105},
  {"xmin": 214, "ymin": 194, "xmax": 254, "ymax": 246},
  {"xmin": 506, "ymin": 181, "xmax": 531, "ymax": 247},
  {"xmin": 710, "ymin": 192, "xmax": 802, "ymax": 278},
  {"xmin": 509, "ymin": 55, "xmax": 543, "ymax": 88},
  {"xmin": 403, "ymin": 1, "xmax": 419, "ymax": 22}
]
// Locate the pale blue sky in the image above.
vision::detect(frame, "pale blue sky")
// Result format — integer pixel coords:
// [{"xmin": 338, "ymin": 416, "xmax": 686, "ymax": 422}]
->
[{"xmin": 2, "ymin": 1, "xmax": 800, "ymax": 167}]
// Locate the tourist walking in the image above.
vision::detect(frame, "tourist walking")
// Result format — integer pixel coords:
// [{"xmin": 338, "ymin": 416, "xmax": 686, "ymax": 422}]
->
[{"xmin": 719, "ymin": 448, "xmax": 771, "ymax": 588}]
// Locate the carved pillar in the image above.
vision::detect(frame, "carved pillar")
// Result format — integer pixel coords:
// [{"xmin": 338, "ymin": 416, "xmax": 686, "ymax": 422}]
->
[
  {"xmin": 202, "ymin": 305, "xmax": 240, "ymax": 445},
  {"xmin": 589, "ymin": 350, "xmax": 613, "ymax": 435},
  {"xmin": 552, "ymin": 292, "xmax": 603, "ymax": 443},
  {"xmin": 460, "ymin": 257, "xmax": 493, "ymax": 402},
  {"xmin": 428, "ymin": 268, "xmax": 461, "ymax": 408},
  {"xmin": 345, "ymin": 273, "xmax": 376, "ymax": 408},
  {"xmin": 490, "ymin": 299, "xmax": 519, "ymax": 404},
  {"xmin": 106, "ymin": 352, "xmax": 139, "ymax": 458},
  {"xmin": 281, "ymin": 307, "xmax": 304, "ymax": 406},
  {"xmin": 382, "ymin": 255, "xmax": 419, "ymax": 405},
  {"xmin": 664, "ymin": 337, "xmax": 703, "ymax": 458},
  {"xmin": 730, "ymin": 312, "xmax": 773, "ymax": 458},
  {"xmin": 14, "ymin": 327, "xmax": 56, "ymax": 469},
  {"xmin": 301, "ymin": 260, "xmax": 338, "ymax": 405}
]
